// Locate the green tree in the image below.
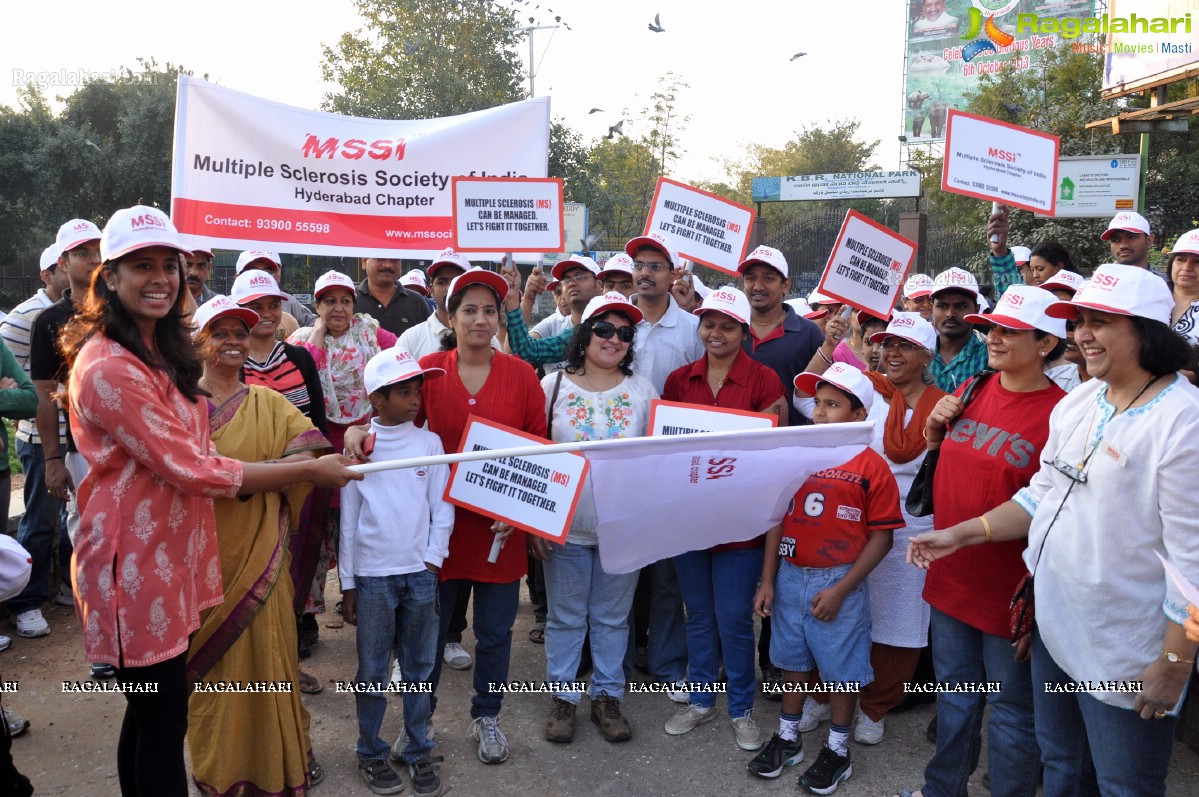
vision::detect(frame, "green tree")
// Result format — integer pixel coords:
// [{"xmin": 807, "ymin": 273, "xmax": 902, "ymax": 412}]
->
[{"xmin": 320, "ymin": 0, "xmax": 526, "ymax": 119}]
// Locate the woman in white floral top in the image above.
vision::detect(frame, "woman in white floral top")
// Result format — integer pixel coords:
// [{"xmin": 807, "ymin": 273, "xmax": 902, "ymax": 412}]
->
[{"xmin": 537, "ymin": 292, "xmax": 658, "ymax": 745}]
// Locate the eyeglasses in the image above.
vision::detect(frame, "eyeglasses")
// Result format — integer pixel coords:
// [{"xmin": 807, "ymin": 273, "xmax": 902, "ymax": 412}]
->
[
  {"xmin": 68, "ymin": 248, "xmax": 101, "ymax": 261},
  {"xmin": 880, "ymin": 338, "xmax": 922, "ymax": 351},
  {"xmin": 560, "ymin": 270, "xmax": 596, "ymax": 284},
  {"xmin": 591, "ymin": 321, "xmax": 635, "ymax": 343},
  {"xmin": 1046, "ymin": 458, "xmax": 1087, "ymax": 484},
  {"xmin": 633, "ymin": 261, "xmax": 668, "ymax": 273}
]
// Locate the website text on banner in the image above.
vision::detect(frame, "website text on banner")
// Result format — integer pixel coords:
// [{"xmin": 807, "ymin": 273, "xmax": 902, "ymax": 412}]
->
[
  {"xmin": 817, "ymin": 210, "xmax": 916, "ymax": 320},
  {"xmin": 451, "ymin": 177, "xmax": 564, "ymax": 253},
  {"xmin": 444, "ymin": 417, "xmax": 587, "ymax": 545},
  {"xmin": 940, "ymin": 110, "xmax": 1060, "ymax": 215},
  {"xmin": 648, "ymin": 400, "xmax": 777, "ymax": 437},
  {"xmin": 642, "ymin": 177, "xmax": 755, "ymax": 276},
  {"xmin": 170, "ymin": 75, "xmax": 551, "ymax": 257},
  {"xmin": 588, "ymin": 423, "xmax": 872, "ymax": 574}
]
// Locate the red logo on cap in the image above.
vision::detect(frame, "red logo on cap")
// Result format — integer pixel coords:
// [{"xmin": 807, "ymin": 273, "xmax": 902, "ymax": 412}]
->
[
  {"xmin": 1092, "ymin": 273, "xmax": 1120, "ymax": 288},
  {"xmin": 1004, "ymin": 294, "xmax": 1025, "ymax": 308},
  {"xmin": 130, "ymin": 214, "xmax": 167, "ymax": 231},
  {"xmin": 712, "ymin": 289, "xmax": 738, "ymax": 303},
  {"xmin": 895, "ymin": 316, "xmax": 916, "ymax": 328},
  {"xmin": 394, "ymin": 351, "xmax": 414, "ymax": 364},
  {"xmin": 73, "ymin": 221, "xmax": 91, "ymax": 232}
]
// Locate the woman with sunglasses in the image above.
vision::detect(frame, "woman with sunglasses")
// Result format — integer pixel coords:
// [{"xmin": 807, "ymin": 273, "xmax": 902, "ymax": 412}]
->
[
  {"xmin": 893, "ymin": 285, "xmax": 1066, "ymax": 797},
  {"xmin": 660, "ymin": 288, "xmax": 787, "ymax": 753},
  {"xmin": 539, "ymin": 292, "xmax": 657, "ymax": 745},
  {"xmin": 909, "ymin": 266, "xmax": 1199, "ymax": 796}
]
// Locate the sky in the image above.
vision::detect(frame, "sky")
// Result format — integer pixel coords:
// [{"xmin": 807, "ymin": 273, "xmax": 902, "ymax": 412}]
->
[{"xmin": 0, "ymin": 0, "xmax": 909, "ymax": 186}]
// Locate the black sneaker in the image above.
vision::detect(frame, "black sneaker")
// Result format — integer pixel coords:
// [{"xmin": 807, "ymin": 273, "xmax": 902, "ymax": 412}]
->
[
  {"xmin": 798, "ymin": 745, "xmax": 852, "ymax": 795},
  {"xmin": 358, "ymin": 759, "xmax": 403, "ymax": 795},
  {"xmin": 90, "ymin": 663, "xmax": 116, "ymax": 680},
  {"xmin": 747, "ymin": 733, "xmax": 803, "ymax": 779},
  {"xmin": 407, "ymin": 755, "xmax": 444, "ymax": 797},
  {"xmin": 761, "ymin": 665, "xmax": 783, "ymax": 702}
]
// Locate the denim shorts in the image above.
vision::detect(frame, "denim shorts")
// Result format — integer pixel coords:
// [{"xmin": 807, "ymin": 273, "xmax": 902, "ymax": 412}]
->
[{"xmin": 769, "ymin": 561, "xmax": 874, "ymax": 687}]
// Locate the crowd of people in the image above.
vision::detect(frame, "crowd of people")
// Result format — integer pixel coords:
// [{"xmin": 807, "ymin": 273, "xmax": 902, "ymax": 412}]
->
[{"xmin": 0, "ymin": 204, "xmax": 1197, "ymax": 797}]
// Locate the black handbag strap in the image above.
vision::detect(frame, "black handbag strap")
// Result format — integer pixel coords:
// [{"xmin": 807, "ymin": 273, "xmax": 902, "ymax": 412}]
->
[{"xmin": 546, "ymin": 370, "xmax": 564, "ymax": 442}]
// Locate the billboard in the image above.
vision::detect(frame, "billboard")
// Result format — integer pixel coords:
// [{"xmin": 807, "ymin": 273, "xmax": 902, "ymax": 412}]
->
[
  {"xmin": 1102, "ymin": 0, "xmax": 1199, "ymax": 98},
  {"xmin": 751, "ymin": 171, "xmax": 922, "ymax": 202},
  {"xmin": 1041, "ymin": 154, "xmax": 1140, "ymax": 218},
  {"xmin": 902, "ymin": 0, "xmax": 1096, "ymax": 143}
]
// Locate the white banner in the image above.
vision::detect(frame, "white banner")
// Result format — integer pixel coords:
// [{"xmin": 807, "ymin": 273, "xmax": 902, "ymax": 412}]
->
[
  {"xmin": 817, "ymin": 210, "xmax": 915, "ymax": 319},
  {"xmin": 752, "ymin": 171, "xmax": 922, "ymax": 202},
  {"xmin": 451, "ymin": 177, "xmax": 564, "ymax": 252},
  {"xmin": 170, "ymin": 75, "xmax": 550, "ymax": 258},
  {"xmin": 941, "ymin": 110, "xmax": 1061, "ymax": 215},
  {"xmin": 444, "ymin": 418, "xmax": 587, "ymax": 543},
  {"xmin": 643, "ymin": 177, "xmax": 755, "ymax": 276},
  {"xmin": 649, "ymin": 400, "xmax": 777, "ymax": 436},
  {"xmin": 588, "ymin": 423, "xmax": 872, "ymax": 573}
]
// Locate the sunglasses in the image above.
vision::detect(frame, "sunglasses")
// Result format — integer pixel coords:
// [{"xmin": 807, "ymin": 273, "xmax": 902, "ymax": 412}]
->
[{"xmin": 592, "ymin": 321, "xmax": 635, "ymax": 343}]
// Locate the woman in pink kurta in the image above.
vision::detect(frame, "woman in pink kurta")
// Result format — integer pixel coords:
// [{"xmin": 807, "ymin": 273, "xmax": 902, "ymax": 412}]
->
[{"xmin": 61, "ymin": 207, "xmax": 359, "ymax": 797}]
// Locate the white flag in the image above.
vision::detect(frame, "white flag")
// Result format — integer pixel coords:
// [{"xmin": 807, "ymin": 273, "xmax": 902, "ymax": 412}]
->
[{"xmin": 586, "ymin": 423, "xmax": 872, "ymax": 573}]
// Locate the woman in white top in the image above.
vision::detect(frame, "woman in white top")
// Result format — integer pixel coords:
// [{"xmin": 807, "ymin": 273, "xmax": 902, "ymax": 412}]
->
[
  {"xmin": 1168, "ymin": 229, "xmax": 1199, "ymax": 346},
  {"xmin": 538, "ymin": 292, "xmax": 658, "ymax": 745},
  {"xmin": 908, "ymin": 265, "xmax": 1199, "ymax": 797}
]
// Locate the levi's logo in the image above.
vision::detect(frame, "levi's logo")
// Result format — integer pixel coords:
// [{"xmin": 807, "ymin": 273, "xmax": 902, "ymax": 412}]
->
[
  {"xmin": 988, "ymin": 147, "xmax": 1018, "ymax": 162},
  {"xmin": 301, "ymin": 134, "xmax": 407, "ymax": 161},
  {"xmin": 130, "ymin": 214, "xmax": 166, "ymax": 231}
]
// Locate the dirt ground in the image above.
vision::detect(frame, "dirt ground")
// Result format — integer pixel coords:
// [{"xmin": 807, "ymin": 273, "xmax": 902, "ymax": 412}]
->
[{"xmin": 3, "ymin": 578, "xmax": 1199, "ymax": 797}]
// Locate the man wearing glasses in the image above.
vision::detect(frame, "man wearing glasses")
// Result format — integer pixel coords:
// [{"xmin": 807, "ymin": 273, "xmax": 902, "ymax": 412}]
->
[{"xmin": 234, "ymin": 250, "xmax": 316, "ymax": 326}]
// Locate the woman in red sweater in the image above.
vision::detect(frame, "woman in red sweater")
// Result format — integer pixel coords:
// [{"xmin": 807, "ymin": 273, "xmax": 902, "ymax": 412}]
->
[{"xmin": 418, "ymin": 268, "xmax": 547, "ymax": 765}]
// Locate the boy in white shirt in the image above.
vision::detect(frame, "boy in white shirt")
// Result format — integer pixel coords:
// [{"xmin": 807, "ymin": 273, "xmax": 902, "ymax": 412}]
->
[{"xmin": 341, "ymin": 347, "xmax": 454, "ymax": 797}]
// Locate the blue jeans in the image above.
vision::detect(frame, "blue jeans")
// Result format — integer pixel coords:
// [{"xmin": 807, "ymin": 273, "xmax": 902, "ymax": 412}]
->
[
  {"xmin": 625, "ymin": 559, "xmax": 689, "ymax": 683},
  {"xmin": 353, "ymin": 571, "xmax": 440, "ymax": 764},
  {"xmin": 544, "ymin": 542, "xmax": 637, "ymax": 703},
  {"xmin": 1032, "ymin": 628, "xmax": 1176, "ymax": 796},
  {"xmin": 673, "ymin": 546, "xmax": 764, "ymax": 716},
  {"xmin": 430, "ymin": 579, "xmax": 520, "ymax": 719},
  {"xmin": 8, "ymin": 438, "xmax": 68, "ymax": 613},
  {"xmin": 922, "ymin": 608, "xmax": 1039, "ymax": 797}
]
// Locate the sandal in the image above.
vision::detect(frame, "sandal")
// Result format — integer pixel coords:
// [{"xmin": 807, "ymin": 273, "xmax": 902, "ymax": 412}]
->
[
  {"xmin": 308, "ymin": 760, "xmax": 325, "ymax": 787},
  {"xmin": 299, "ymin": 671, "xmax": 324, "ymax": 694},
  {"xmin": 528, "ymin": 621, "xmax": 546, "ymax": 644}
]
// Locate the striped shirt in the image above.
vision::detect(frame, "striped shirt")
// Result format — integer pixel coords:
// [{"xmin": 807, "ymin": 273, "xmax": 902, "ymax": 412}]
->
[
  {"xmin": 243, "ymin": 342, "xmax": 317, "ymax": 422},
  {"xmin": 0, "ymin": 289, "xmax": 66, "ymax": 445}
]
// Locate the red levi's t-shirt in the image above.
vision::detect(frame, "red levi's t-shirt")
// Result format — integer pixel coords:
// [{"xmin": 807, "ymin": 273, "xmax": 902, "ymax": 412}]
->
[
  {"xmin": 923, "ymin": 376, "xmax": 1065, "ymax": 637},
  {"xmin": 781, "ymin": 448, "xmax": 904, "ymax": 568}
]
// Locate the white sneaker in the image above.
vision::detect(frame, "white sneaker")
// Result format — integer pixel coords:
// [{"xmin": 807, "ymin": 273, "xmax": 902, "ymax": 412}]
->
[
  {"xmin": 391, "ymin": 659, "xmax": 403, "ymax": 685},
  {"xmin": 797, "ymin": 699, "xmax": 831, "ymax": 733},
  {"xmin": 54, "ymin": 583, "xmax": 74, "ymax": 607},
  {"xmin": 468, "ymin": 716, "xmax": 509, "ymax": 764},
  {"xmin": 14, "ymin": 609, "xmax": 49, "ymax": 638},
  {"xmin": 666, "ymin": 681, "xmax": 690, "ymax": 704},
  {"xmin": 854, "ymin": 713, "xmax": 885, "ymax": 745},
  {"xmin": 443, "ymin": 641, "xmax": 472, "ymax": 670},
  {"xmin": 731, "ymin": 712, "xmax": 764, "ymax": 751}
]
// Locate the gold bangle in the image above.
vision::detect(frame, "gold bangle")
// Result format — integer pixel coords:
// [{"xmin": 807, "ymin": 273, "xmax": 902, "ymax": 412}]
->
[
  {"xmin": 979, "ymin": 514, "xmax": 992, "ymax": 543},
  {"xmin": 922, "ymin": 428, "xmax": 942, "ymax": 444}
]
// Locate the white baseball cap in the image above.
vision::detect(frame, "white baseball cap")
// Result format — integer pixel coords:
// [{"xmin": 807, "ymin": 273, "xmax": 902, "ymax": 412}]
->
[
  {"xmin": 39, "ymin": 244, "xmax": 60, "ymax": 272},
  {"xmin": 551, "ymin": 255, "xmax": 601, "ymax": 281},
  {"xmin": 737, "ymin": 245, "xmax": 788, "ymax": 279},
  {"xmin": 192, "ymin": 295, "xmax": 260, "ymax": 336},
  {"xmin": 695, "ymin": 286, "xmax": 751, "ymax": 325},
  {"xmin": 235, "ymin": 250, "xmax": 283, "ymax": 274},
  {"xmin": 581, "ymin": 291, "xmax": 644, "ymax": 325},
  {"xmin": 400, "ymin": 270, "xmax": 430, "ymax": 296},
  {"xmin": 625, "ymin": 231, "xmax": 679, "ymax": 267},
  {"xmin": 447, "ymin": 267, "xmax": 509, "ymax": 304},
  {"xmin": 903, "ymin": 273, "xmax": 935, "ymax": 299},
  {"xmin": 100, "ymin": 206, "xmax": 190, "ymax": 263},
  {"xmin": 1100, "ymin": 211, "xmax": 1151, "ymax": 241},
  {"xmin": 808, "ymin": 289, "xmax": 836, "ymax": 306},
  {"xmin": 597, "ymin": 253, "xmax": 635, "ymax": 280},
  {"xmin": 1046, "ymin": 263, "xmax": 1173, "ymax": 325},
  {"xmin": 785, "ymin": 298, "xmax": 829, "ymax": 320},
  {"xmin": 793, "ymin": 362, "xmax": 875, "ymax": 413},
  {"xmin": 230, "ymin": 270, "xmax": 286, "ymax": 305},
  {"xmin": 965, "ymin": 285, "xmax": 1066, "ymax": 337},
  {"xmin": 364, "ymin": 346, "xmax": 444, "ymax": 395},
  {"xmin": 930, "ymin": 267, "xmax": 981, "ymax": 301},
  {"xmin": 692, "ymin": 273, "xmax": 711, "ymax": 300},
  {"xmin": 868, "ymin": 311, "xmax": 937, "ymax": 351},
  {"xmin": 1010, "ymin": 246, "xmax": 1032, "ymax": 265},
  {"xmin": 1038, "ymin": 270, "xmax": 1085, "ymax": 296},
  {"xmin": 56, "ymin": 218, "xmax": 102, "ymax": 253},
  {"xmin": 313, "ymin": 270, "xmax": 356, "ymax": 300},
  {"xmin": 1169, "ymin": 228, "xmax": 1199, "ymax": 256},
  {"xmin": 428, "ymin": 248, "xmax": 472, "ymax": 278}
]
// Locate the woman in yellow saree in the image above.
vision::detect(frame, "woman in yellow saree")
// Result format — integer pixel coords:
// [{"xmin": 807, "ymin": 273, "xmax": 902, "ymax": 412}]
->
[{"xmin": 186, "ymin": 297, "xmax": 330, "ymax": 796}]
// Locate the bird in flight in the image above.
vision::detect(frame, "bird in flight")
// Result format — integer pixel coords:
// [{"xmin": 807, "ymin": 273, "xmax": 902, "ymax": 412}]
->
[
  {"xmin": 648, "ymin": 13, "xmax": 665, "ymax": 33},
  {"xmin": 605, "ymin": 121, "xmax": 624, "ymax": 140},
  {"xmin": 588, "ymin": 108, "xmax": 604, "ymax": 114},
  {"xmin": 790, "ymin": 52, "xmax": 807, "ymax": 61}
]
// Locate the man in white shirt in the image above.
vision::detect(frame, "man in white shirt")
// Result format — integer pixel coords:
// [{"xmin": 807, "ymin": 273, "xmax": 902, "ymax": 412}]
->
[{"xmin": 397, "ymin": 249, "xmax": 473, "ymax": 360}]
